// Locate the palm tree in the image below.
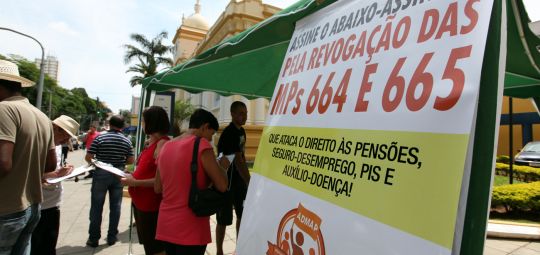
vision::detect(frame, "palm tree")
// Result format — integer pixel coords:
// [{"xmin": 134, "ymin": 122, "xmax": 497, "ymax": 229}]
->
[{"xmin": 124, "ymin": 31, "xmax": 173, "ymax": 87}]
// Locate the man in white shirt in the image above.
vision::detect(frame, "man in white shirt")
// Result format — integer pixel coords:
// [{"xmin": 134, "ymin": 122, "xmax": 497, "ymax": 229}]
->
[{"xmin": 31, "ymin": 115, "xmax": 80, "ymax": 255}]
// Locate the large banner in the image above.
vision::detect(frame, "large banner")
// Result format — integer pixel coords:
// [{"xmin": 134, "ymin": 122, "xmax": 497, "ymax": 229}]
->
[{"xmin": 237, "ymin": 0, "xmax": 494, "ymax": 254}]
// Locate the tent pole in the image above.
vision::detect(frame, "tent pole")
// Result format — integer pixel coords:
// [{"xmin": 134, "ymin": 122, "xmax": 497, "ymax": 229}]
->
[{"xmin": 509, "ymin": 97, "xmax": 514, "ymax": 184}]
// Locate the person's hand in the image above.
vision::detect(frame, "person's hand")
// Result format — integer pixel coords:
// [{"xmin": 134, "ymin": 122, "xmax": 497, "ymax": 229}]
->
[
  {"xmin": 42, "ymin": 181, "xmax": 53, "ymax": 189},
  {"xmin": 218, "ymin": 156, "xmax": 231, "ymax": 170},
  {"xmin": 56, "ymin": 165, "xmax": 74, "ymax": 177},
  {"xmin": 120, "ymin": 174, "xmax": 136, "ymax": 186}
]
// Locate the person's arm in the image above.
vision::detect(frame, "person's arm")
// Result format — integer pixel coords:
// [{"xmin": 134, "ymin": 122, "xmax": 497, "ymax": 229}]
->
[
  {"xmin": 218, "ymin": 129, "xmax": 249, "ymax": 184},
  {"xmin": 235, "ymin": 152, "xmax": 250, "ymax": 185},
  {"xmin": 44, "ymin": 122, "xmax": 56, "ymax": 173},
  {"xmin": 153, "ymin": 139, "xmax": 167, "ymax": 159},
  {"xmin": 85, "ymin": 153, "xmax": 94, "ymax": 164},
  {"xmin": 126, "ymin": 140, "xmax": 135, "ymax": 165},
  {"xmin": 45, "ymin": 148, "xmax": 57, "ymax": 173},
  {"xmin": 0, "ymin": 140, "xmax": 14, "ymax": 178},
  {"xmin": 201, "ymin": 149, "xmax": 230, "ymax": 192},
  {"xmin": 0, "ymin": 107, "xmax": 16, "ymax": 178},
  {"xmin": 121, "ymin": 174, "xmax": 155, "ymax": 187},
  {"xmin": 126, "ymin": 156, "xmax": 135, "ymax": 165},
  {"xmin": 42, "ymin": 165, "xmax": 74, "ymax": 179},
  {"xmin": 86, "ymin": 137, "xmax": 99, "ymax": 163},
  {"xmin": 154, "ymin": 169, "xmax": 162, "ymax": 194}
]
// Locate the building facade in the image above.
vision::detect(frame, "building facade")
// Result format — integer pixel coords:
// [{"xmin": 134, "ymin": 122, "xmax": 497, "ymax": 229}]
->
[
  {"xmin": 498, "ymin": 96, "xmax": 540, "ymax": 156},
  {"xmin": 170, "ymin": 0, "xmax": 281, "ymax": 160},
  {"xmin": 172, "ymin": 0, "xmax": 279, "ymax": 125},
  {"xmin": 35, "ymin": 55, "xmax": 60, "ymax": 81}
]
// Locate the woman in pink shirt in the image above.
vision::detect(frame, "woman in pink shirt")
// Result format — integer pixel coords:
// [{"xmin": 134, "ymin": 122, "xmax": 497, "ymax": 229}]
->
[{"xmin": 154, "ymin": 109, "xmax": 229, "ymax": 255}]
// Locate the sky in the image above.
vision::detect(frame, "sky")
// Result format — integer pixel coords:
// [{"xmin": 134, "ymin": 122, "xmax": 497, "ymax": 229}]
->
[
  {"xmin": 1, "ymin": 0, "xmax": 539, "ymax": 113},
  {"xmin": 0, "ymin": 0, "xmax": 298, "ymax": 113}
]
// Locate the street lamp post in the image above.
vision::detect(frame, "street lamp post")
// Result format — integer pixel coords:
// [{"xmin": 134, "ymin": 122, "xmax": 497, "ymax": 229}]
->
[{"xmin": 0, "ymin": 27, "xmax": 45, "ymax": 110}]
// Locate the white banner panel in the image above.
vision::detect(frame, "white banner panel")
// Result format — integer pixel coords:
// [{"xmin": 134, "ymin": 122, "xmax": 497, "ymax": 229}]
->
[
  {"xmin": 239, "ymin": 174, "xmax": 450, "ymax": 254},
  {"xmin": 266, "ymin": 0, "xmax": 493, "ymax": 135},
  {"xmin": 238, "ymin": 0, "xmax": 494, "ymax": 254}
]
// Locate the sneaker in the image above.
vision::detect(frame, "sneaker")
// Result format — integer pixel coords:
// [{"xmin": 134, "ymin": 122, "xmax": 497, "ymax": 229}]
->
[
  {"xmin": 86, "ymin": 239, "xmax": 98, "ymax": 248},
  {"xmin": 106, "ymin": 237, "xmax": 118, "ymax": 246}
]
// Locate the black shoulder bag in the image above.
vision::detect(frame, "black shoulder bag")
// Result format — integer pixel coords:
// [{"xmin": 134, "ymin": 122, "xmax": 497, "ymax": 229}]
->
[{"xmin": 188, "ymin": 136, "xmax": 228, "ymax": 217}]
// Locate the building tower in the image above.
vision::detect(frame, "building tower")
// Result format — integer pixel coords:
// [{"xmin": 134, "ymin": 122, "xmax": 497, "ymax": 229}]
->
[
  {"xmin": 172, "ymin": 0, "xmax": 209, "ymax": 65},
  {"xmin": 35, "ymin": 55, "xmax": 60, "ymax": 82}
]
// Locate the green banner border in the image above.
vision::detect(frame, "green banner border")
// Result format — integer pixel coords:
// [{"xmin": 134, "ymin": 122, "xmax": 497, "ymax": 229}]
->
[{"xmin": 460, "ymin": 1, "xmax": 503, "ymax": 254}]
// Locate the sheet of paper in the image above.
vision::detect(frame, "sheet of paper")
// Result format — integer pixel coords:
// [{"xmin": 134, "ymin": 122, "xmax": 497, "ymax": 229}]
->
[
  {"xmin": 46, "ymin": 165, "xmax": 94, "ymax": 184},
  {"xmin": 217, "ymin": 153, "xmax": 236, "ymax": 163},
  {"xmin": 94, "ymin": 160, "xmax": 127, "ymax": 177},
  {"xmin": 225, "ymin": 154, "xmax": 235, "ymax": 162}
]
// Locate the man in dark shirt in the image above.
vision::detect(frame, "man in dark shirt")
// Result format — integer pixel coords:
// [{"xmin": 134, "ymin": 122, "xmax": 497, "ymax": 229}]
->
[
  {"xmin": 216, "ymin": 101, "xmax": 251, "ymax": 255},
  {"xmin": 85, "ymin": 115, "xmax": 134, "ymax": 247}
]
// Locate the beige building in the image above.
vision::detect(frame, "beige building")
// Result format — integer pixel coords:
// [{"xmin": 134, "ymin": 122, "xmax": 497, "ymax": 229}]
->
[{"xmin": 171, "ymin": 0, "xmax": 281, "ymax": 160}]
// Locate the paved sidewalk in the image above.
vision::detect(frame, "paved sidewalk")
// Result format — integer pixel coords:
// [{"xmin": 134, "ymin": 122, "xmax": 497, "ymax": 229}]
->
[
  {"xmin": 56, "ymin": 179, "xmax": 237, "ymax": 255},
  {"xmin": 56, "ymin": 149, "xmax": 237, "ymax": 255},
  {"xmin": 54, "ymin": 150, "xmax": 539, "ymax": 255}
]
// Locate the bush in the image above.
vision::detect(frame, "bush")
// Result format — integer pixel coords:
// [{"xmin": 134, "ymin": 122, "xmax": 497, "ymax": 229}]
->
[
  {"xmin": 491, "ymin": 182, "xmax": 540, "ymax": 213},
  {"xmin": 130, "ymin": 135, "xmax": 136, "ymax": 147},
  {"xmin": 495, "ymin": 163, "xmax": 540, "ymax": 182},
  {"xmin": 496, "ymin": 155, "xmax": 510, "ymax": 164}
]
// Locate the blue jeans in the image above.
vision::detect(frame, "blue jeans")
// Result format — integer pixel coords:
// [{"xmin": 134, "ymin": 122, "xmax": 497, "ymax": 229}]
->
[
  {"xmin": 88, "ymin": 169, "xmax": 123, "ymax": 242},
  {"xmin": 0, "ymin": 204, "xmax": 40, "ymax": 255}
]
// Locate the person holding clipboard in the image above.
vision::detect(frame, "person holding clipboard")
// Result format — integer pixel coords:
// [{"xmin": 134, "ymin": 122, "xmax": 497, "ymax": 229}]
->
[{"xmin": 84, "ymin": 115, "xmax": 134, "ymax": 247}]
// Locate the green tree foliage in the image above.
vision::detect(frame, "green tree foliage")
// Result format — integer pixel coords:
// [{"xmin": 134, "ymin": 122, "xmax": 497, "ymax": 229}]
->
[
  {"xmin": 123, "ymin": 31, "xmax": 173, "ymax": 87},
  {"xmin": 1, "ymin": 56, "xmax": 112, "ymax": 132},
  {"xmin": 119, "ymin": 109, "xmax": 132, "ymax": 123},
  {"xmin": 172, "ymin": 99, "xmax": 194, "ymax": 136}
]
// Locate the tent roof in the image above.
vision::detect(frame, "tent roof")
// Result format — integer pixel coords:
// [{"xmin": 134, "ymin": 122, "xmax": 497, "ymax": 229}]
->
[
  {"xmin": 504, "ymin": 0, "xmax": 540, "ymax": 98},
  {"xmin": 144, "ymin": 0, "xmax": 540, "ymax": 99}
]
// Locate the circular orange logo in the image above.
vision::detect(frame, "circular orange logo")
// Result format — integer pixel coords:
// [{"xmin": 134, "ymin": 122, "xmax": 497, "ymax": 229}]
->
[{"xmin": 267, "ymin": 204, "xmax": 325, "ymax": 255}]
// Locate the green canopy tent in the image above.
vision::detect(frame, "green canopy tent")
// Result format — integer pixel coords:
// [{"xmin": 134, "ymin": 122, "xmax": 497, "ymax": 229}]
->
[
  {"xmin": 139, "ymin": 0, "xmax": 540, "ymax": 254},
  {"xmin": 141, "ymin": 0, "xmax": 540, "ymax": 99},
  {"xmin": 503, "ymin": 0, "xmax": 540, "ymax": 185},
  {"xmin": 505, "ymin": 0, "xmax": 540, "ymax": 97}
]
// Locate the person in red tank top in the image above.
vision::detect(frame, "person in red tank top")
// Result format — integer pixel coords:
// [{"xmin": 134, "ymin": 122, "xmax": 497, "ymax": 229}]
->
[
  {"xmin": 121, "ymin": 106, "xmax": 169, "ymax": 255},
  {"xmin": 82, "ymin": 125, "xmax": 100, "ymax": 179}
]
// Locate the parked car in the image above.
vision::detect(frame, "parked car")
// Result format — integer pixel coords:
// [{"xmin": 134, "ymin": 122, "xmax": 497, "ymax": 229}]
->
[{"xmin": 514, "ymin": 141, "xmax": 540, "ymax": 167}]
